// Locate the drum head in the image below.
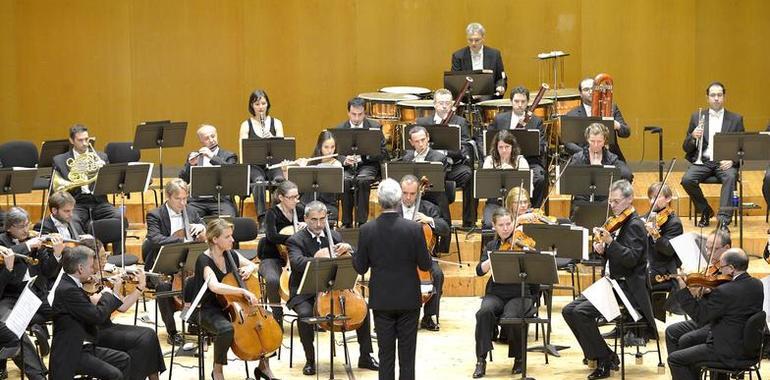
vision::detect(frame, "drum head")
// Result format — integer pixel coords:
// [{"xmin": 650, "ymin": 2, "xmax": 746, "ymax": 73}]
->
[
  {"xmin": 542, "ymin": 88, "xmax": 580, "ymax": 99},
  {"xmin": 358, "ymin": 92, "xmax": 418, "ymax": 101},
  {"xmin": 396, "ymin": 99, "xmax": 435, "ymax": 108},
  {"xmin": 379, "ymin": 86, "xmax": 432, "ymax": 95}
]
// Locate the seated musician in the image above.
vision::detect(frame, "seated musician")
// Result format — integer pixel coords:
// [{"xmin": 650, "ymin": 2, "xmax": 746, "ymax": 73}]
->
[
  {"xmin": 667, "ymin": 248, "xmax": 763, "ymax": 380},
  {"xmin": 239, "ymin": 89, "xmax": 285, "ymax": 227},
  {"xmin": 285, "ymin": 201, "xmax": 378, "ymax": 376},
  {"xmin": 398, "ymin": 174, "xmax": 449, "ymax": 331},
  {"xmin": 415, "ymin": 88, "xmax": 477, "ymax": 228},
  {"xmin": 565, "ymin": 77, "xmax": 631, "ymax": 161},
  {"xmin": 179, "ymin": 124, "xmax": 239, "ymax": 218},
  {"xmin": 297, "ymin": 131, "xmax": 344, "ymax": 223},
  {"xmin": 568, "ymin": 123, "xmax": 633, "ymax": 201},
  {"xmin": 142, "ymin": 178, "xmax": 206, "ymax": 346},
  {"xmin": 451, "ymin": 22, "xmax": 507, "ymax": 99},
  {"xmin": 763, "ymin": 122, "xmax": 770, "ymax": 218},
  {"xmin": 50, "ymin": 245, "xmax": 130, "ymax": 380},
  {"xmin": 645, "ymin": 182, "xmax": 684, "ymax": 292},
  {"xmin": 472, "ymin": 208, "xmax": 539, "ymax": 378},
  {"xmin": 481, "ymin": 130, "xmax": 528, "ymax": 229},
  {"xmin": 562, "ymin": 179, "xmax": 655, "ymax": 380},
  {"xmin": 258, "ymin": 180, "xmax": 305, "ymax": 326},
  {"xmin": 52, "ymin": 124, "xmax": 123, "ymax": 236},
  {"xmin": 193, "ymin": 218, "xmax": 277, "ymax": 380},
  {"xmin": 39, "ymin": 191, "xmax": 96, "ymax": 286},
  {"xmin": 401, "ymin": 126, "xmax": 451, "ymax": 229},
  {"xmin": 680, "ymin": 82, "xmax": 743, "ymax": 229},
  {"xmin": 489, "ymin": 86, "xmax": 548, "ymax": 207},
  {"xmin": 336, "ymin": 97, "xmax": 388, "ymax": 227}
]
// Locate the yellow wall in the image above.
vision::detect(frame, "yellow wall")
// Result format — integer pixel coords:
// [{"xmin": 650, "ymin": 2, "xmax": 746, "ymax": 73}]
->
[{"xmin": 1, "ymin": 0, "xmax": 768, "ymax": 165}]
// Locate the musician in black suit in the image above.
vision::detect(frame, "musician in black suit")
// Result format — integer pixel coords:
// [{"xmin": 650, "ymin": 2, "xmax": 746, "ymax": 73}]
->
[
  {"xmin": 451, "ymin": 22, "xmax": 506, "ymax": 97},
  {"xmin": 336, "ymin": 97, "xmax": 388, "ymax": 227},
  {"xmin": 50, "ymin": 246, "xmax": 130, "ymax": 380},
  {"xmin": 398, "ymin": 175, "xmax": 448, "ymax": 332},
  {"xmin": 52, "ymin": 124, "xmax": 122, "ymax": 235},
  {"xmin": 644, "ymin": 183, "xmax": 684, "ymax": 291},
  {"xmin": 667, "ymin": 248, "xmax": 763, "ymax": 380},
  {"xmin": 141, "ymin": 178, "xmax": 205, "ymax": 346},
  {"xmin": 562, "ymin": 180, "xmax": 655, "ymax": 380},
  {"xmin": 568, "ymin": 123, "xmax": 633, "ymax": 204},
  {"xmin": 681, "ymin": 82, "xmax": 744, "ymax": 229},
  {"xmin": 489, "ymin": 86, "xmax": 548, "ymax": 207},
  {"xmin": 39, "ymin": 191, "xmax": 91, "ymax": 287},
  {"xmin": 353, "ymin": 179, "xmax": 432, "ymax": 380},
  {"xmin": 401, "ymin": 126, "xmax": 451, "ymax": 227},
  {"xmin": 286, "ymin": 201, "xmax": 378, "ymax": 376},
  {"xmin": 179, "ymin": 124, "xmax": 239, "ymax": 218},
  {"xmin": 416, "ymin": 88, "xmax": 477, "ymax": 227}
]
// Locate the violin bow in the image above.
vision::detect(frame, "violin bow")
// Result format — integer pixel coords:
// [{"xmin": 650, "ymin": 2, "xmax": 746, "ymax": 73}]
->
[
  {"xmin": 645, "ymin": 158, "xmax": 677, "ymax": 224},
  {"xmin": 537, "ymin": 155, "xmax": 572, "ymax": 214},
  {"xmin": 509, "ymin": 179, "xmax": 525, "ymax": 249}
]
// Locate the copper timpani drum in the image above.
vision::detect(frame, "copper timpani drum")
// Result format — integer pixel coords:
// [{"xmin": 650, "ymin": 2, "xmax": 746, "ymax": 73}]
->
[
  {"xmin": 544, "ymin": 88, "xmax": 581, "ymax": 117},
  {"xmin": 396, "ymin": 99, "xmax": 436, "ymax": 124},
  {"xmin": 477, "ymin": 98, "xmax": 554, "ymax": 126},
  {"xmin": 379, "ymin": 86, "xmax": 432, "ymax": 98},
  {"xmin": 358, "ymin": 92, "xmax": 418, "ymax": 119}
]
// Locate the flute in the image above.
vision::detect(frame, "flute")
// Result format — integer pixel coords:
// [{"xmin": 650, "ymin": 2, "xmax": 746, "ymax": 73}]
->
[{"xmin": 267, "ymin": 153, "xmax": 338, "ymax": 169}]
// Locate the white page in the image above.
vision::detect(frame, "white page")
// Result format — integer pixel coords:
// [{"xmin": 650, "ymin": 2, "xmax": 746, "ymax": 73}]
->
[
  {"xmin": 5, "ymin": 277, "xmax": 43, "ymax": 338},
  {"xmin": 671, "ymin": 233, "xmax": 707, "ymax": 273},
  {"xmin": 761, "ymin": 276, "xmax": 770, "ymax": 330},
  {"xmin": 570, "ymin": 225, "xmax": 590, "ymax": 260},
  {"xmin": 47, "ymin": 269, "xmax": 65, "ymax": 306},
  {"xmin": 583, "ymin": 277, "xmax": 621, "ymax": 322},
  {"xmin": 609, "ymin": 278, "xmax": 641, "ymax": 321},
  {"xmin": 183, "ymin": 274, "xmax": 211, "ymax": 322}
]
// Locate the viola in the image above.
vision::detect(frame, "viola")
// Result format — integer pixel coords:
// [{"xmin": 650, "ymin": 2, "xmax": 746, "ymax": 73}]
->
[
  {"xmin": 655, "ymin": 272, "xmax": 731, "ymax": 289},
  {"xmin": 499, "ymin": 230, "xmax": 537, "ymax": 251},
  {"xmin": 646, "ymin": 207, "xmax": 673, "ymax": 240}
]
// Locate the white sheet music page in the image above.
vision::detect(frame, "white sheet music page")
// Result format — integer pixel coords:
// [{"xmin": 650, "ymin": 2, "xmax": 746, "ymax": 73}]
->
[
  {"xmin": 183, "ymin": 274, "xmax": 212, "ymax": 322},
  {"xmin": 608, "ymin": 278, "xmax": 641, "ymax": 321},
  {"xmin": 671, "ymin": 233, "xmax": 707, "ymax": 273},
  {"xmin": 47, "ymin": 268, "xmax": 65, "ymax": 306},
  {"xmin": 761, "ymin": 276, "xmax": 770, "ymax": 330},
  {"xmin": 5, "ymin": 276, "xmax": 43, "ymax": 338},
  {"xmin": 582, "ymin": 277, "xmax": 620, "ymax": 322}
]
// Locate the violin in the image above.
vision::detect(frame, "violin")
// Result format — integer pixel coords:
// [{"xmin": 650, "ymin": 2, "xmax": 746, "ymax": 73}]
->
[
  {"xmin": 499, "ymin": 230, "xmax": 537, "ymax": 251},
  {"xmin": 593, "ymin": 207, "xmax": 635, "ymax": 245},
  {"xmin": 0, "ymin": 247, "xmax": 39, "ymax": 266},
  {"xmin": 523, "ymin": 208, "xmax": 557, "ymax": 225},
  {"xmin": 646, "ymin": 207, "xmax": 673, "ymax": 240},
  {"xmin": 655, "ymin": 272, "xmax": 731, "ymax": 289}
]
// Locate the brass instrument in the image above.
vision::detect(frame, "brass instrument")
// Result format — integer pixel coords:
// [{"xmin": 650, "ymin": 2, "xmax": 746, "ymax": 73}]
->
[
  {"xmin": 52, "ymin": 138, "xmax": 105, "ymax": 192},
  {"xmin": 590, "ymin": 73, "xmax": 614, "ymax": 117},
  {"xmin": 694, "ymin": 108, "xmax": 705, "ymax": 165}
]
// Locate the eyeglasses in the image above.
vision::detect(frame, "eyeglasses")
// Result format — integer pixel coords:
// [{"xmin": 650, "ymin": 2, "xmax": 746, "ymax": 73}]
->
[
  {"xmin": 283, "ymin": 194, "xmax": 299, "ymax": 200},
  {"xmin": 718, "ymin": 264, "xmax": 733, "ymax": 271},
  {"xmin": 10, "ymin": 222, "xmax": 30, "ymax": 230},
  {"xmin": 467, "ymin": 37, "xmax": 483, "ymax": 43}
]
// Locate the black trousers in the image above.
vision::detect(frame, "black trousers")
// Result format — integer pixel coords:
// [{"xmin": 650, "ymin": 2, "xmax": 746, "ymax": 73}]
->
[
  {"xmin": 0, "ymin": 298, "xmax": 47, "ymax": 379},
  {"xmin": 257, "ymin": 258, "xmax": 284, "ymax": 323},
  {"xmin": 475, "ymin": 294, "xmax": 534, "ymax": 360},
  {"xmin": 293, "ymin": 299, "xmax": 373, "ymax": 363},
  {"xmin": 251, "ymin": 164, "xmax": 284, "ymax": 221},
  {"xmin": 668, "ymin": 342, "xmax": 728, "ymax": 380},
  {"xmin": 665, "ymin": 320, "xmax": 708, "ymax": 354},
  {"xmin": 76, "ymin": 344, "xmax": 131, "ymax": 380},
  {"xmin": 680, "ymin": 161, "xmax": 737, "ymax": 222},
  {"xmin": 373, "ymin": 309, "xmax": 419, "ymax": 380},
  {"xmin": 152, "ymin": 279, "xmax": 178, "ymax": 335},
  {"xmin": 98, "ymin": 324, "xmax": 166, "ymax": 380},
  {"xmin": 199, "ymin": 307, "xmax": 234, "ymax": 365},
  {"xmin": 72, "ymin": 194, "xmax": 122, "ymax": 233},
  {"xmin": 422, "ymin": 261, "xmax": 444, "ymax": 319},
  {"xmin": 561, "ymin": 295, "xmax": 613, "ymax": 361},
  {"xmin": 342, "ymin": 164, "xmax": 378, "ymax": 226},
  {"xmin": 187, "ymin": 198, "xmax": 238, "ymax": 218},
  {"xmin": 446, "ymin": 163, "xmax": 477, "ymax": 225},
  {"xmin": 529, "ymin": 163, "xmax": 547, "ymax": 208}
]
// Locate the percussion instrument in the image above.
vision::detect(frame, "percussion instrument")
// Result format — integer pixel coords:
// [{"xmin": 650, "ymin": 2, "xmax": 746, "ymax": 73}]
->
[
  {"xmin": 397, "ymin": 100, "xmax": 438, "ymax": 124},
  {"xmin": 477, "ymin": 98, "xmax": 554, "ymax": 126},
  {"xmin": 379, "ymin": 86, "xmax": 432, "ymax": 98},
  {"xmin": 358, "ymin": 92, "xmax": 418, "ymax": 119}
]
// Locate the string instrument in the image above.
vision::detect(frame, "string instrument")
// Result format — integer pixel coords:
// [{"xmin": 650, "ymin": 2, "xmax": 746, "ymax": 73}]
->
[
  {"xmin": 524, "ymin": 208, "xmax": 557, "ymax": 225},
  {"xmin": 644, "ymin": 158, "xmax": 677, "ymax": 240},
  {"xmin": 646, "ymin": 207, "xmax": 673, "ymax": 240},
  {"xmin": 593, "ymin": 207, "xmax": 635, "ymax": 246},
  {"xmin": 83, "ymin": 272, "xmax": 139, "ymax": 297},
  {"xmin": 217, "ymin": 251, "xmax": 283, "ymax": 360},
  {"xmin": 25, "ymin": 230, "xmax": 84, "ymax": 249},
  {"xmin": 0, "ymin": 247, "xmax": 39, "ymax": 265},
  {"xmin": 440, "ymin": 76, "xmax": 473, "ymax": 126},
  {"xmin": 521, "ymin": 83, "xmax": 549, "ymax": 126},
  {"xmin": 413, "ymin": 177, "xmax": 435, "ymax": 303},
  {"xmin": 654, "ymin": 272, "xmax": 731, "ymax": 289},
  {"xmin": 498, "ymin": 230, "xmax": 537, "ymax": 251},
  {"xmin": 277, "ymin": 206, "xmax": 303, "ymax": 301},
  {"xmin": 315, "ymin": 220, "xmax": 368, "ymax": 332}
]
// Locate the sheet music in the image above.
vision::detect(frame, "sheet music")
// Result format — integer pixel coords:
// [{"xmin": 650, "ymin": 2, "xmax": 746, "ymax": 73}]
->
[
  {"xmin": 183, "ymin": 274, "xmax": 212, "ymax": 322},
  {"xmin": 671, "ymin": 233, "xmax": 707, "ymax": 273},
  {"xmin": 761, "ymin": 276, "xmax": 770, "ymax": 330},
  {"xmin": 571, "ymin": 225, "xmax": 590, "ymax": 260},
  {"xmin": 5, "ymin": 277, "xmax": 42, "ymax": 338},
  {"xmin": 47, "ymin": 269, "xmax": 65, "ymax": 306},
  {"xmin": 608, "ymin": 278, "xmax": 641, "ymax": 321},
  {"xmin": 583, "ymin": 277, "xmax": 620, "ymax": 322},
  {"xmin": 128, "ymin": 161, "xmax": 155, "ymax": 193}
]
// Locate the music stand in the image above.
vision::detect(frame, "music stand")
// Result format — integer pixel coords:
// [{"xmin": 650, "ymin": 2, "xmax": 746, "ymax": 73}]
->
[
  {"xmin": 402, "ymin": 124, "xmax": 461, "ymax": 153},
  {"xmin": 190, "ymin": 164, "xmax": 250, "ymax": 216},
  {"xmin": 473, "ymin": 169, "xmax": 532, "ymax": 199},
  {"xmin": 384, "ymin": 162, "xmax": 446, "ymax": 192},
  {"xmin": 559, "ymin": 165, "xmax": 619, "ymax": 202},
  {"xmin": 287, "ymin": 166, "xmax": 344, "ymax": 200},
  {"xmin": 571, "ymin": 200, "xmax": 609, "ymax": 233},
  {"xmin": 133, "ymin": 121, "xmax": 187, "ymax": 204},
  {"xmin": 713, "ymin": 132, "xmax": 770, "ymax": 248},
  {"xmin": 483, "ymin": 129, "xmax": 541, "ymax": 157},
  {"xmin": 522, "ymin": 224, "xmax": 586, "ymax": 261},
  {"xmin": 240, "ymin": 137, "xmax": 296, "ymax": 166},
  {"xmin": 297, "ymin": 256, "xmax": 359, "ymax": 380},
  {"xmin": 150, "ymin": 242, "xmax": 207, "ymax": 336},
  {"xmin": 0, "ymin": 168, "xmax": 37, "ymax": 207},
  {"xmin": 559, "ymin": 116, "xmax": 616, "ymax": 146},
  {"xmin": 490, "ymin": 251, "xmax": 558, "ymax": 380},
  {"xmin": 444, "ymin": 71, "xmax": 494, "ymax": 98},
  {"xmin": 93, "ymin": 163, "xmax": 153, "ymax": 268},
  {"xmin": 38, "ymin": 139, "xmax": 71, "ymax": 168},
  {"xmin": 330, "ymin": 128, "xmax": 383, "ymax": 158}
]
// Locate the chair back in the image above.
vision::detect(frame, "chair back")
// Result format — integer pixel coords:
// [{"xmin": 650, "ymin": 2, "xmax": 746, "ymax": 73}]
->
[
  {"xmin": 104, "ymin": 142, "xmax": 140, "ymax": 163},
  {"xmin": 232, "ymin": 217, "xmax": 258, "ymax": 244},
  {"xmin": 0, "ymin": 141, "xmax": 39, "ymax": 168},
  {"xmin": 92, "ymin": 218, "xmax": 124, "ymax": 245},
  {"xmin": 743, "ymin": 310, "xmax": 767, "ymax": 358}
]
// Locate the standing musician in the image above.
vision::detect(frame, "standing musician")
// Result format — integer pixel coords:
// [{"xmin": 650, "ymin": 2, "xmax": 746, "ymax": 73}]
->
[
  {"xmin": 489, "ymin": 86, "xmax": 548, "ymax": 207},
  {"xmin": 562, "ymin": 180, "xmax": 655, "ymax": 380},
  {"xmin": 645, "ymin": 182, "xmax": 684, "ymax": 292},
  {"xmin": 297, "ymin": 130, "xmax": 345, "ymax": 222},
  {"xmin": 258, "ymin": 180, "xmax": 305, "ymax": 326},
  {"xmin": 481, "ymin": 130, "xmax": 528, "ymax": 229},
  {"xmin": 179, "ymin": 124, "xmax": 239, "ymax": 218},
  {"xmin": 451, "ymin": 22, "xmax": 507, "ymax": 98},
  {"xmin": 401, "ymin": 126, "xmax": 451, "ymax": 229},
  {"xmin": 285, "ymin": 201, "xmax": 378, "ymax": 376},
  {"xmin": 142, "ymin": 178, "xmax": 206, "ymax": 346},
  {"xmin": 398, "ymin": 175, "xmax": 449, "ymax": 331},
  {"xmin": 53, "ymin": 124, "xmax": 123, "ymax": 238},
  {"xmin": 239, "ymin": 89, "xmax": 285, "ymax": 227},
  {"xmin": 568, "ymin": 122, "xmax": 633, "ymax": 199},
  {"xmin": 193, "ymin": 219, "xmax": 277, "ymax": 380},
  {"xmin": 667, "ymin": 248, "xmax": 763, "ymax": 380},
  {"xmin": 565, "ymin": 77, "xmax": 631, "ymax": 161},
  {"xmin": 472, "ymin": 208, "xmax": 539, "ymax": 378},
  {"xmin": 336, "ymin": 97, "xmax": 388, "ymax": 227},
  {"xmin": 416, "ymin": 88, "xmax": 477, "ymax": 228},
  {"xmin": 680, "ymin": 82, "xmax": 744, "ymax": 229},
  {"xmin": 353, "ymin": 179, "xmax": 431, "ymax": 380}
]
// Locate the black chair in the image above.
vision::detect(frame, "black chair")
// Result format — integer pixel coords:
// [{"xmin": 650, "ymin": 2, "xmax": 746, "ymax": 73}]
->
[
  {"xmin": 232, "ymin": 217, "xmax": 258, "ymax": 261},
  {"xmin": 699, "ymin": 310, "xmax": 766, "ymax": 379},
  {"xmin": 0, "ymin": 141, "xmax": 50, "ymax": 212},
  {"xmin": 91, "ymin": 218, "xmax": 138, "ymax": 266},
  {"xmin": 104, "ymin": 142, "xmax": 157, "ymax": 223},
  {"xmin": 687, "ymin": 175, "xmax": 738, "ymax": 226}
]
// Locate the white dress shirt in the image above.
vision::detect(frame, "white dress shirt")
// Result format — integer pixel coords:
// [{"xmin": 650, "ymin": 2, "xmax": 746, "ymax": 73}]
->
[
  {"xmin": 471, "ymin": 46, "xmax": 484, "ymax": 71},
  {"xmin": 705, "ymin": 108, "xmax": 724, "ymax": 161},
  {"xmin": 166, "ymin": 204, "xmax": 186, "ymax": 239},
  {"xmin": 509, "ymin": 113, "xmax": 524, "ymax": 129},
  {"xmin": 51, "ymin": 216, "xmax": 73, "ymax": 240},
  {"xmin": 202, "ymin": 147, "xmax": 220, "ymax": 167}
]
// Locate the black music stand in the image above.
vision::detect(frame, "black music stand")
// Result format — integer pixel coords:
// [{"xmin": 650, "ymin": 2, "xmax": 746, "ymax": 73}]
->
[
  {"xmin": 713, "ymin": 132, "xmax": 770, "ymax": 248},
  {"xmin": 559, "ymin": 165, "xmax": 619, "ymax": 202},
  {"xmin": 297, "ymin": 256, "xmax": 359, "ymax": 380},
  {"xmin": 287, "ymin": 166, "xmax": 344, "ymax": 200},
  {"xmin": 522, "ymin": 224, "xmax": 586, "ymax": 261},
  {"xmin": 93, "ymin": 163, "xmax": 153, "ymax": 267},
  {"xmin": 240, "ymin": 137, "xmax": 296, "ymax": 167},
  {"xmin": 190, "ymin": 164, "xmax": 250, "ymax": 217},
  {"xmin": 0, "ymin": 167, "xmax": 37, "ymax": 207},
  {"xmin": 571, "ymin": 201, "xmax": 609, "ymax": 233},
  {"xmin": 483, "ymin": 129, "xmax": 541, "ymax": 157},
  {"xmin": 559, "ymin": 116, "xmax": 616, "ymax": 146},
  {"xmin": 38, "ymin": 139, "xmax": 71, "ymax": 168},
  {"xmin": 384, "ymin": 162, "xmax": 446, "ymax": 192},
  {"xmin": 403, "ymin": 124, "xmax": 461, "ymax": 153},
  {"xmin": 330, "ymin": 128, "xmax": 383, "ymax": 158},
  {"xmin": 133, "ymin": 121, "xmax": 187, "ymax": 204},
  {"xmin": 444, "ymin": 71, "xmax": 494, "ymax": 98},
  {"xmin": 490, "ymin": 251, "xmax": 559, "ymax": 380},
  {"xmin": 473, "ymin": 169, "xmax": 531, "ymax": 199}
]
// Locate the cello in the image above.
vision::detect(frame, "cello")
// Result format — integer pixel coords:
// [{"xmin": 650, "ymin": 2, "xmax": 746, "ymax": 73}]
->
[{"xmin": 413, "ymin": 177, "xmax": 436, "ymax": 303}]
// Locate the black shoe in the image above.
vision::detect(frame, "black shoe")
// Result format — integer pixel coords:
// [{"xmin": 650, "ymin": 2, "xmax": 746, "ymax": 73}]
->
[
  {"xmin": 167, "ymin": 332, "xmax": 185, "ymax": 346},
  {"xmin": 609, "ymin": 353, "xmax": 620, "ymax": 371},
  {"xmin": 0, "ymin": 368, "xmax": 6, "ymax": 380},
  {"xmin": 472, "ymin": 360, "xmax": 486, "ymax": 378},
  {"xmin": 358, "ymin": 354, "xmax": 379, "ymax": 371},
  {"xmin": 696, "ymin": 207, "xmax": 714, "ymax": 227},
  {"xmin": 512, "ymin": 359, "xmax": 523, "ymax": 375},
  {"xmin": 30, "ymin": 324, "xmax": 50, "ymax": 357},
  {"xmin": 600, "ymin": 327, "xmax": 618, "ymax": 339},
  {"xmin": 718, "ymin": 221, "xmax": 730, "ymax": 233},
  {"xmin": 302, "ymin": 362, "xmax": 316, "ymax": 376},
  {"xmin": 254, "ymin": 367, "xmax": 280, "ymax": 380},
  {"xmin": 462, "ymin": 221, "xmax": 477, "ymax": 229},
  {"xmin": 623, "ymin": 331, "xmax": 647, "ymax": 347},
  {"xmin": 587, "ymin": 362, "xmax": 611, "ymax": 379},
  {"xmin": 420, "ymin": 316, "xmax": 440, "ymax": 331}
]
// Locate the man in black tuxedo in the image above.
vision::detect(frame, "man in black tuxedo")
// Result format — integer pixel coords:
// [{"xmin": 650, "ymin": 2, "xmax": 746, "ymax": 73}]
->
[
  {"xmin": 336, "ymin": 97, "xmax": 388, "ymax": 227},
  {"xmin": 39, "ymin": 191, "xmax": 94, "ymax": 288},
  {"xmin": 398, "ymin": 175, "xmax": 448, "ymax": 332},
  {"xmin": 416, "ymin": 88, "xmax": 477, "ymax": 227},
  {"xmin": 667, "ymin": 248, "xmax": 763, "ymax": 380},
  {"xmin": 50, "ymin": 246, "xmax": 130, "ymax": 380},
  {"xmin": 142, "ymin": 178, "xmax": 205, "ymax": 345},
  {"xmin": 451, "ymin": 22, "xmax": 507, "ymax": 98},
  {"xmin": 52, "ymin": 124, "xmax": 122, "ymax": 236},
  {"xmin": 681, "ymin": 82, "xmax": 744, "ymax": 229},
  {"xmin": 562, "ymin": 180, "xmax": 655, "ymax": 379},
  {"xmin": 179, "ymin": 124, "xmax": 239, "ymax": 218},
  {"xmin": 489, "ymin": 86, "xmax": 548, "ymax": 207},
  {"xmin": 354, "ymin": 179, "xmax": 432, "ymax": 380},
  {"xmin": 565, "ymin": 77, "xmax": 631, "ymax": 161},
  {"xmin": 286, "ymin": 201, "xmax": 378, "ymax": 376},
  {"xmin": 401, "ymin": 126, "xmax": 451, "ymax": 228}
]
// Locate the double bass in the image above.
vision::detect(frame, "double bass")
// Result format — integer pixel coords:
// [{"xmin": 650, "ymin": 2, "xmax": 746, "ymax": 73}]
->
[{"xmin": 413, "ymin": 177, "xmax": 435, "ymax": 303}]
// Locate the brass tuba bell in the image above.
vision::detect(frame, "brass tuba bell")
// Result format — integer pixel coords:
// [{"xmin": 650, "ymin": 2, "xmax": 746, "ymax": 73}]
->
[{"xmin": 52, "ymin": 138, "xmax": 105, "ymax": 192}]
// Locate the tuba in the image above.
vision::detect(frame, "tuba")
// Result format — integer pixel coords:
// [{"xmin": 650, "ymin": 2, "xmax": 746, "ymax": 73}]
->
[
  {"xmin": 52, "ymin": 138, "xmax": 105, "ymax": 192},
  {"xmin": 591, "ymin": 73, "xmax": 614, "ymax": 117}
]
